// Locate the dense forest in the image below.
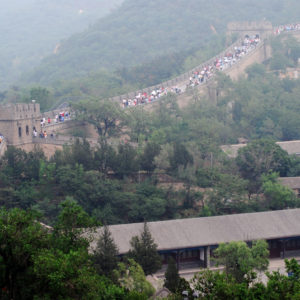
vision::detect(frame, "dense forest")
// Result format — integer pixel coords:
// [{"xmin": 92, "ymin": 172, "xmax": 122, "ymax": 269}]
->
[
  {"xmin": 2, "ymin": 1, "xmax": 300, "ymax": 298},
  {"xmin": 0, "ymin": 0, "xmax": 123, "ymax": 89},
  {"xmin": 2, "ymin": 37, "xmax": 300, "ymax": 224}
]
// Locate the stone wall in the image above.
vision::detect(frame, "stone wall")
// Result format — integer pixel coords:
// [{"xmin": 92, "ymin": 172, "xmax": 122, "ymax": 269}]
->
[
  {"xmin": 18, "ymin": 143, "xmax": 64, "ymax": 159},
  {"xmin": 224, "ymin": 39, "xmax": 272, "ymax": 80},
  {"xmin": 0, "ymin": 103, "xmax": 40, "ymax": 120},
  {"xmin": 0, "ymin": 103, "xmax": 41, "ymax": 145},
  {"xmin": 0, "ymin": 139, "xmax": 7, "ymax": 157},
  {"xmin": 227, "ymin": 21, "xmax": 273, "ymax": 38}
]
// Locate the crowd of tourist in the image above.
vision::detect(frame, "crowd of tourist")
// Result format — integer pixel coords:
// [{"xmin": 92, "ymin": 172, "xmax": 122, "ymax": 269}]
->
[
  {"xmin": 36, "ymin": 111, "xmax": 71, "ymax": 140},
  {"xmin": 275, "ymin": 23, "xmax": 300, "ymax": 35},
  {"xmin": 122, "ymin": 86, "xmax": 182, "ymax": 107},
  {"xmin": 120, "ymin": 24, "xmax": 300, "ymax": 108},
  {"xmin": 40, "ymin": 111, "xmax": 70, "ymax": 127},
  {"xmin": 187, "ymin": 34, "xmax": 260, "ymax": 88},
  {"xmin": 121, "ymin": 34, "xmax": 260, "ymax": 108},
  {"xmin": 33, "ymin": 127, "xmax": 55, "ymax": 139}
]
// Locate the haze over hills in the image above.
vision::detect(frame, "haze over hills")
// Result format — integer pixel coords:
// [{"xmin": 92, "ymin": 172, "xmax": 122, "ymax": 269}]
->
[
  {"xmin": 0, "ymin": 0, "xmax": 124, "ymax": 89},
  {"xmin": 19, "ymin": 0, "xmax": 300, "ymax": 87}
]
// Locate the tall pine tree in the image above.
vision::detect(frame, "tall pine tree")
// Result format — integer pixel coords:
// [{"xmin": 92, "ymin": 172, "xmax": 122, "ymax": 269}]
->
[
  {"xmin": 93, "ymin": 225, "xmax": 119, "ymax": 278},
  {"xmin": 128, "ymin": 222, "xmax": 162, "ymax": 275},
  {"xmin": 164, "ymin": 257, "xmax": 180, "ymax": 293}
]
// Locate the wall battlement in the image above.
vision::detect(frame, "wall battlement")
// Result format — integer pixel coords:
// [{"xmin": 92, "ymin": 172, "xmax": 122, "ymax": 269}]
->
[
  {"xmin": 0, "ymin": 103, "xmax": 40, "ymax": 121},
  {"xmin": 0, "ymin": 103, "xmax": 41, "ymax": 145},
  {"xmin": 227, "ymin": 21, "xmax": 273, "ymax": 38}
]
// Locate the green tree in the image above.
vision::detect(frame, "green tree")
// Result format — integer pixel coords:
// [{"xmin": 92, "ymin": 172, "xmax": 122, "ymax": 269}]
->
[
  {"xmin": 191, "ymin": 259, "xmax": 300, "ymax": 299},
  {"xmin": 214, "ymin": 240, "xmax": 269, "ymax": 284},
  {"xmin": 128, "ymin": 222, "xmax": 162, "ymax": 275},
  {"xmin": 65, "ymin": 138, "xmax": 94, "ymax": 170},
  {"xmin": 74, "ymin": 99, "xmax": 123, "ymax": 137},
  {"xmin": 139, "ymin": 142, "xmax": 161, "ymax": 173},
  {"xmin": 32, "ymin": 247, "xmax": 120, "ymax": 300},
  {"xmin": 114, "ymin": 143, "xmax": 139, "ymax": 178},
  {"xmin": 0, "ymin": 206, "xmax": 129, "ymax": 300},
  {"xmin": 93, "ymin": 225, "xmax": 119, "ymax": 278},
  {"xmin": 1, "ymin": 146, "xmax": 27, "ymax": 185},
  {"xmin": 94, "ymin": 139, "xmax": 117, "ymax": 174},
  {"xmin": 169, "ymin": 142, "xmax": 193, "ymax": 173},
  {"xmin": 192, "ymin": 269, "xmax": 245, "ymax": 299},
  {"xmin": 206, "ymin": 174, "xmax": 249, "ymax": 215},
  {"xmin": 53, "ymin": 197, "xmax": 98, "ymax": 252},
  {"xmin": 246, "ymin": 63, "xmax": 266, "ymax": 80},
  {"xmin": 262, "ymin": 177, "xmax": 298, "ymax": 210},
  {"xmin": 265, "ymin": 258, "xmax": 300, "ymax": 300},
  {"xmin": 125, "ymin": 107, "xmax": 151, "ymax": 143},
  {"xmin": 236, "ymin": 139, "xmax": 290, "ymax": 195},
  {"xmin": 26, "ymin": 87, "xmax": 53, "ymax": 112},
  {"xmin": 114, "ymin": 258, "xmax": 154, "ymax": 298},
  {"xmin": 0, "ymin": 208, "xmax": 48, "ymax": 300},
  {"xmin": 164, "ymin": 257, "xmax": 180, "ymax": 293}
]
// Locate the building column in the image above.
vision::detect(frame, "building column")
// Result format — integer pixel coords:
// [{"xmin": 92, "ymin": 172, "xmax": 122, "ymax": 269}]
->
[
  {"xmin": 282, "ymin": 240, "xmax": 286, "ymax": 259},
  {"xmin": 204, "ymin": 246, "xmax": 210, "ymax": 268},
  {"xmin": 176, "ymin": 250, "xmax": 179, "ymax": 270}
]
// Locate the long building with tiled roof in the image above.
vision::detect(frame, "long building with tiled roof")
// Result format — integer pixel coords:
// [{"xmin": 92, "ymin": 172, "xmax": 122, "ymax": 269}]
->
[{"xmin": 90, "ymin": 209, "xmax": 300, "ymax": 267}]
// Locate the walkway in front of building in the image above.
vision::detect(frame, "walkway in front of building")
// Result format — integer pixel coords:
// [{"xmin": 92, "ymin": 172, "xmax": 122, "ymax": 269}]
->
[{"xmin": 154, "ymin": 255, "xmax": 300, "ymax": 283}]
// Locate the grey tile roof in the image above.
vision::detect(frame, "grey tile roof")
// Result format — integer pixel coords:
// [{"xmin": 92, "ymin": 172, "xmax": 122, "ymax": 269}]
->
[
  {"xmin": 278, "ymin": 140, "xmax": 300, "ymax": 155},
  {"xmin": 279, "ymin": 177, "xmax": 300, "ymax": 189},
  {"xmin": 90, "ymin": 209, "xmax": 300, "ymax": 254},
  {"xmin": 221, "ymin": 140, "xmax": 300, "ymax": 158}
]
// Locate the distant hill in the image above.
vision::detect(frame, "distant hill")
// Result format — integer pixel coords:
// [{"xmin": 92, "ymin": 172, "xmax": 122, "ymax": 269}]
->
[
  {"xmin": 20, "ymin": 0, "xmax": 300, "ymax": 87},
  {"xmin": 0, "ymin": 0, "xmax": 124, "ymax": 89}
]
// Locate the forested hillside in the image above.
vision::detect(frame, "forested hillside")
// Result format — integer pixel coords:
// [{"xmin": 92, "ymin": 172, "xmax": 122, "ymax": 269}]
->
[
  {"xmin": 21, "ymin": 0, "xmax": 300, "ymax": 87},
  {"xmin": 0, "ymin": 0, "xmax": 123, "ymax": 89},
  {"xmin": 1, "ymin": 21, "xmax": 300, "ymax": 299},
  {"xmin": 2, "ymin": 35, "xmax": 300, "ymax": 224}
]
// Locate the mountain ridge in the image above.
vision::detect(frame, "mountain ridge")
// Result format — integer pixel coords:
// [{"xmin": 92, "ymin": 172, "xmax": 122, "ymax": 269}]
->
[{"xmin": 20, "ymin": 0, "xmax": 300, "ymax": 87}]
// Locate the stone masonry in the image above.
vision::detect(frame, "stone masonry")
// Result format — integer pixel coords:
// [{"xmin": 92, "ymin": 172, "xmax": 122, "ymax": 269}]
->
[{"xmin": 0, "ymin": 103, "xmax": 41, "ymax": 146}]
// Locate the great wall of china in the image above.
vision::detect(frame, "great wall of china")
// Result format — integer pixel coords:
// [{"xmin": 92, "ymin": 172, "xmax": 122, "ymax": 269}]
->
[{"xmin": 0, "ymin": 21, "xmax": 299, "ymax": 157}]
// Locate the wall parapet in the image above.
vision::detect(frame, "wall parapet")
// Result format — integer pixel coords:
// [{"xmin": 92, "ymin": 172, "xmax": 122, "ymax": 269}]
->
[{"xmin": 0, "ymin": 103, "xmax": 40, "ymax": 120}]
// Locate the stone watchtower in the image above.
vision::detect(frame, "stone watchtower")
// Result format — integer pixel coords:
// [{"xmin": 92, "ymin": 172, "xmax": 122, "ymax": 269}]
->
[
  {"xmin": 227, "ymin": 20, "xmax": 273, "ymax": 39},
  {"xmin": 0, "ymin": 103, "xmax": 41, "ymax": 146}
]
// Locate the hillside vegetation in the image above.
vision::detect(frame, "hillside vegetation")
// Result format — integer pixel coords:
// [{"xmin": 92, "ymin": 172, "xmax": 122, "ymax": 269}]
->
[
  {"xmin": 21, "ymin": 0, "xmax": 300, "ymax": 87},
  {"xmin": 1, "ymin": 26, "xmax": 300, "ymax": 300},
  {"xmin": 2, "ymin": 36, "xmax": 300, "ymax": 225},
  {"xmin": 0, "ymin": 0, "xmax": 124, "ymax": 89}
]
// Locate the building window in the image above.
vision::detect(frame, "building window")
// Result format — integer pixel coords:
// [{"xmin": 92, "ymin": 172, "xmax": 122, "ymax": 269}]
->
[
  {"xmin": 26, "ymin": 125, "xmax": 29, "ymax": 135},
  {"xmin": 18, "ymin": 127, "xmax": 22, "ymax": 137}
]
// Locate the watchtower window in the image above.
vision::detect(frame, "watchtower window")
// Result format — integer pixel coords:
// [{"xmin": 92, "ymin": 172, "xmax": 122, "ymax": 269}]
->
[
  {"xmin": 18, "ymin": 127, "xmax": 22, "ymax": 137},
  {"xmin": 26, "ymin": 125, "xmax": 29, "ymax": 135}
]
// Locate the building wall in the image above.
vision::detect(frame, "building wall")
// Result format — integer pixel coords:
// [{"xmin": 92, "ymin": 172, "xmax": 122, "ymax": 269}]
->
[
  {"xmin": 0, "ymin": 139, "xmax": 7, "ymax": 157},
  {"xmin": 268, "ymin": 237, "xmax": 300, "ymax": 258},
  {"xmin": 0, "ymin": 103, "xmax": 41, "ymax": 145}
]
